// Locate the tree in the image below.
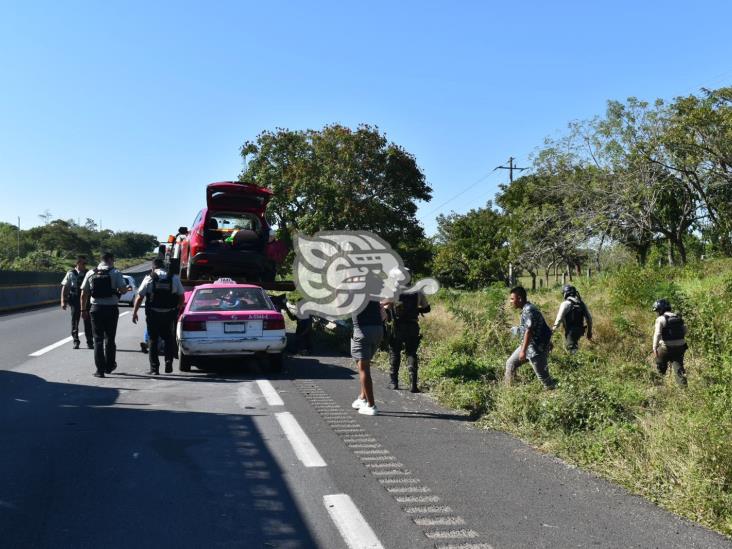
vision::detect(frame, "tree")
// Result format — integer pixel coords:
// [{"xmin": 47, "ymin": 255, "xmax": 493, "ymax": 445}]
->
[
  {"xmin": 660, "ymin": 87, "xmax": 732, "ymax": 254},
  {"xmin": 240, "ymin": 124, "xmax": 433, "ymax": 272},
  {"xmin": 433, "ymin": 203, "xmax": 508, "ymax": 289}
]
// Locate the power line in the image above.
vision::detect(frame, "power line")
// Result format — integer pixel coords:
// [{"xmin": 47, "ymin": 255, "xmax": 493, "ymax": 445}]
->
[{"xmin": 424, "ymin": 171, "xmax": 494, "ymax": 215}]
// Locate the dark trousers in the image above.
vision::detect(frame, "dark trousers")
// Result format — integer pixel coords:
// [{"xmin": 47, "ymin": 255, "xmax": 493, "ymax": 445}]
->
[
  {"xmin": 295, "ymin": 318, "xmax": 314, "ymax": 352},
  {"xmin": 656, "ymin": 345, "xmax": 688, "ymax": 386},
  {"xmin": 90, "ymin": 305, "xmax": 119, "ymax": 373},
  {"xmin": 564, "ymin": 326, "xmax": 584, "ymax": 354},
  {"xmin": 69, "ymin": 299, "xmax": 92, "ymax": 345},
  {"xmin": 147, "ymin": 309, "xmax": 177, "ymax": 369},
  {"xmin": 388, "ymin": 322, "xmax": 421, "ymax": 375}
]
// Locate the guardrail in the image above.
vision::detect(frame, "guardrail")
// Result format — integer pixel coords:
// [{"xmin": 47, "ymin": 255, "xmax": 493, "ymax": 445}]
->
[{"xmin": 0, "ymin": 271, "xmax": 64, "ymax": 313}]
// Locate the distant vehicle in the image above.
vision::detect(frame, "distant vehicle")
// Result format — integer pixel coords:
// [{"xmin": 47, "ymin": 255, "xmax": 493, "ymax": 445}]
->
[
  {"xmin": 119, "ymin": 275, "xmax": 137, "ymax": 306},
  {"xmin": 176, "ymin": 278, "xmax": 287, "ymax": 373},
  {"xmin": 176, "ymin": 182, "xmax": 278, "ymax": 282}
]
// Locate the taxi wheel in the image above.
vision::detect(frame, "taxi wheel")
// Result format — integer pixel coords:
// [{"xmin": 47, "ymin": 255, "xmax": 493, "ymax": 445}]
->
[
  {"xmin": 268, "ymin": 353, "xmax": 283, "ymax": 374},
  {"xmin": 179, "ymin": 347, "xmax": 192, "ymax": 372}
]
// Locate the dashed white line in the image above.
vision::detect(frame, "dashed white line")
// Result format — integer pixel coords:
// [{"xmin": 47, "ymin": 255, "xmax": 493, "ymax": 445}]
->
[
  {"xmin": 323, "ymin": 494, "xmax": 384, "ymax": 549},
  {"xmin": 274, "ymin": 412, "xmax": 327, "ymax": 468},
  {"xmin": 29, "ymin": 335, "xmax": 80, "ymax": 356},
  {"xmin": 255, "ymin": 379, "xmax": 284, "ymax": 406}
]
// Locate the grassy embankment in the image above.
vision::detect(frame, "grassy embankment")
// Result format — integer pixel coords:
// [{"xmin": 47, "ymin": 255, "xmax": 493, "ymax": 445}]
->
[{"xmin": 374, "ymin": 259, "xmax": 732, "ymax": 537}]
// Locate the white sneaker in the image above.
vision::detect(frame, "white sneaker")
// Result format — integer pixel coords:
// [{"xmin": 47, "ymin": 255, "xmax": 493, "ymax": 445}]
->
[
  {"xmin": 351, "ymin": 397, "xmax": 367, "ymax": 409},
  {"xmin": 358, "ymin": 404, "xmax": 378, "ymax": 416}
]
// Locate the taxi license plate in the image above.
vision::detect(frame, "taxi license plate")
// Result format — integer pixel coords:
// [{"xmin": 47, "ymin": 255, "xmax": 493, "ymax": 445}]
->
[{"xmin": 224, "ymin": 322, "xmax": 247, "ymax": 333}]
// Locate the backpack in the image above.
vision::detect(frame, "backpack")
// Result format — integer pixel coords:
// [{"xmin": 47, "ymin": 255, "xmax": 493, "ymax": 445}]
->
[
  {"xmin": 149, "ymin": 273, "xmax": 179, "ymax": 309},
  {"xmin": 564, "ymin": 299, "xmax": 585, "ymax": 330},
  {"xmin": 90, "ymin": 269, "xmax": 114, "ymax": 299},
  {"xmin": 661, "ymin": 314, "xmax": 685, "ymax": 341}
]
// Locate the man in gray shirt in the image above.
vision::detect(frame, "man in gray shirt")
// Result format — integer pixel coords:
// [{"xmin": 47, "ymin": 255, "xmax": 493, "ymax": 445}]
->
[{"xmin": 80, "ymin": 252, "xmax": 129, "ymax": 378}]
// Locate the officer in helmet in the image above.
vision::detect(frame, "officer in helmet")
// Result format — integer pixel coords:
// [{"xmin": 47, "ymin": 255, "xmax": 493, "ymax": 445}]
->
[
  {"xmin": 132, "ymin": 258, "xmax": 185, "ymax": 375},
  {"xmin": 385, "ymin": 268, "xmax": 431, "ymax": 393},
  {"xmin": 652, "ymin": 299, "xmax": 688, "ymax": 386},
  {"xmin": 79, "ymin": 252, "xmax": 129, "ymax": 378},
  {"xmin": 552, "ymin": 284, "xmax": 593, "ymax": 353}
]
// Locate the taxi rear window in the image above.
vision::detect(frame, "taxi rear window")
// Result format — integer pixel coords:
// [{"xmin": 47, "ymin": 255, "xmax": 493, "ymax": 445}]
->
[{"xmin": 190, "ymin": 288, "xmax": 273, "ymax": 312}]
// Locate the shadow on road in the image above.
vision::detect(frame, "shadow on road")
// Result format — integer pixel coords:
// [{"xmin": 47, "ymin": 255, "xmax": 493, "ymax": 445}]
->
[
  {"xmin": 377, "ymin": 409, "xmax": 474, "ymax": 422},
  {"xmin": 0, "ymin": 370, "xmax": 318, "ymax": 549}
]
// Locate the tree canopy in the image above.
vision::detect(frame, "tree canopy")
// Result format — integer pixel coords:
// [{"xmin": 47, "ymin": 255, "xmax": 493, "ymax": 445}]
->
[{"xmin": 239, "ymin": 124, "xmax": 433, "ymax": 273}]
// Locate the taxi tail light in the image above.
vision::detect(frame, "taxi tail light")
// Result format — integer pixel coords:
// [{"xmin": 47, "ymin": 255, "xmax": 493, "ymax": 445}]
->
[
  {"xmin": 263, "ymin": 317, "xmax": 285, "ymax": 330},
  {"xmin": 182, "ymin": 318, "xmax": 207, "ymax": 331}
]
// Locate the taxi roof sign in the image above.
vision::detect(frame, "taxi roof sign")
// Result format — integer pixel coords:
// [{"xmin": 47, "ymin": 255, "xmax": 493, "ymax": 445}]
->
[{"xmin": 214, "ymin": 277, "xmax": 236, "ymax": 285}]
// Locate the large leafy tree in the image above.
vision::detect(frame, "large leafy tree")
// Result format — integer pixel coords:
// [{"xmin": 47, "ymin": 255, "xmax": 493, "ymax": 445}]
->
[
  {"xmin": 433, "ymin": 203, "xmax": 508, "ymax": 289},
  {"xmin": 239, "ymin": 124, "xmax": 433, "ymax": 271}
]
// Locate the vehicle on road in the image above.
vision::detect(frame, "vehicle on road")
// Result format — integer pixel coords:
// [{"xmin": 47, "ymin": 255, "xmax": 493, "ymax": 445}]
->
[
  {"xmin": 119, "ymin": 275, "xmax": 138, "ymax": 306},
  {"xmin": 176, "ymin": 278, "xmax": 287, "ymax": 372},
  {"xmin": 176, "ymin": 181, "xmax": 279, "ymax": 282}
]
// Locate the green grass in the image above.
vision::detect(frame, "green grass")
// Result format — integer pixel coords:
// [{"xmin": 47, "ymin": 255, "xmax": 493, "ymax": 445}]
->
[{"xmin": 373, "ymin": 259, "xmax": 732, "ymax": 537}]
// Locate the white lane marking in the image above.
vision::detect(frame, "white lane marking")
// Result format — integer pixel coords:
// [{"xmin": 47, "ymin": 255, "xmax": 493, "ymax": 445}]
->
[
  {"xmin": 323, "ymin": 494, "xmax": 384, "ymax": 549},
  {"xmin": 30, "ymin": 311, "xmax": 128, "ymax": 357},
  {"xmin": 255, "ymin": 379, "xmax": 284, "ymax": 406},
  {"xmin": 274, "ymin": 412, "xmax": 326, "ymax": 467},
  {"xmin": 29, "ymin": 335, "xmax": 80, "ymax": 356}
]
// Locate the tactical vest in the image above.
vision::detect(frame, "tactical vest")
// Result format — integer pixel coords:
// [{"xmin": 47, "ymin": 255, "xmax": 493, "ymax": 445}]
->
[
  {"xmin": 67, "ymin": 269, "xmax": 86, "ymax": 298},
  {"xmin": 149, "ymin": 274, "xmax": 178, "ymax": 309},
  {"xmin": 90, "ymin": 269, "xmax": 114, "ymax": 299},
  {"xmin": 395, "ymin": 293, "xmax": 420, "ymax": 322},
  {"xmin": 661, "ymin": 314, "xmax": 685, "ymax": 341}
]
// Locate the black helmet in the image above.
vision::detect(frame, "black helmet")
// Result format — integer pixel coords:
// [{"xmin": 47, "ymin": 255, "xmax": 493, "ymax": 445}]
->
[
  {"xmin": 652, "ymin": 299, "xmax": 671, "ymax": 313},
  {"xmin": 562, "ymin": 284, "xmax": 577, "ymax": 299}
]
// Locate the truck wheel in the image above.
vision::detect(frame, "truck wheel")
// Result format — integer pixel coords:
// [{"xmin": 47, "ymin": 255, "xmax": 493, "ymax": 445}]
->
[
  {"xmin": 179, "ymin": 346, "xmax": 192, "ymax": 372},
  {"xmin": 268, "ymin": 353, "xmax": 283, "ymax": 374}
]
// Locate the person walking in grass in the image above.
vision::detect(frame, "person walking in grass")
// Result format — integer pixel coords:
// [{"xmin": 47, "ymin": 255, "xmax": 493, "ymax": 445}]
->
[
  {"xmin": 652, "ymin": 298, "xmax": 688, "ymax": 386},
  {"xmin": 505, "ymin": 286, "xmax": 557, "ymax": 389},
  {"xmin": 552, "ymin": 284, "xmax": 593, "ymax": 354}
]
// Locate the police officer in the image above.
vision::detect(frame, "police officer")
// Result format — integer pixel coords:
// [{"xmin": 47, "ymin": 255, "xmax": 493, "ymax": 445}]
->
[
  {"xmin": 132, "ymin": 258, "xmax": 185, "ymax": 375},
  {"xmin": 652, "ymin": 299, "xmax": 688, "ymax": 386},
  {"xmin": 79, "ymin": 252, "xmax": 129, "ymax": 378},
  {"xmin": 60, "ymin": 255, "xmax": 93, "ymax": 349},
  {"xmin": 552, "ymin": 284, "xmax": 593, "ymax": 353},
  {"xmin": 386, "ymin": 285, "xmax": 431, "ymax": 393}
]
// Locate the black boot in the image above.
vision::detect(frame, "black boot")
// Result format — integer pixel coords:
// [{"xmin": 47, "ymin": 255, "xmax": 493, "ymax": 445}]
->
[
  {"xmin": 389, "ymin": 374, "xmax": 399, "ymax": 390},
  {"xmin": 164, "ymin": 361, "xmax": 173, "ymax": 374},
  {"xmin": 409, "ymin": 370, "xmax": 420, "ymax": 393}
]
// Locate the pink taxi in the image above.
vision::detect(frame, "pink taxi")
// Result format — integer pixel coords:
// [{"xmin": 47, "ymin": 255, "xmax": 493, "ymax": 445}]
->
[{"xmin": 176, "ymin": 278, "xmax": 286, "ymax": 373}]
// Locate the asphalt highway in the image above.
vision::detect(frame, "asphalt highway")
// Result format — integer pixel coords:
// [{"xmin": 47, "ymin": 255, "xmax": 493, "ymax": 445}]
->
[{"xmin": 1, "ymin": 304, "xmax": 730, "ymax": 549}]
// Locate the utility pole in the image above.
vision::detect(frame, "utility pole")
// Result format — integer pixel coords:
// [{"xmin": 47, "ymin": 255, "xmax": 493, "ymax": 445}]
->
[
  {"xmin": 17, "ymin": 216, "xmax": 20, "ymax": 258},
  {"xmin": 494, "ymin": 156, "xmax": 528, "ymax": 184}
]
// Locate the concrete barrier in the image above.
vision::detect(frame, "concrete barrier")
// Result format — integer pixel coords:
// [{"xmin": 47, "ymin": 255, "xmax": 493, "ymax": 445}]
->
[{"xmin": 0, "ymin": 271, "xmax": 64, "ymax": 313}]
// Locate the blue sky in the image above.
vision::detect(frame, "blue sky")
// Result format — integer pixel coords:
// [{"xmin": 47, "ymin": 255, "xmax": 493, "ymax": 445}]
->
[{"xmin": 2, "ymin": 1, "xmax": 731, "ymax": 240}]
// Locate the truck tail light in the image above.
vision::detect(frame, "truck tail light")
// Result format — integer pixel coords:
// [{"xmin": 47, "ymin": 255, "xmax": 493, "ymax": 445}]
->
[
  {"xmin": 263, "ymin": 317, "xmax": 285, "ymax": 330},
  {"xmin": 182, "ymin": 318, "xmax": 207, "ymax": 331}
]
